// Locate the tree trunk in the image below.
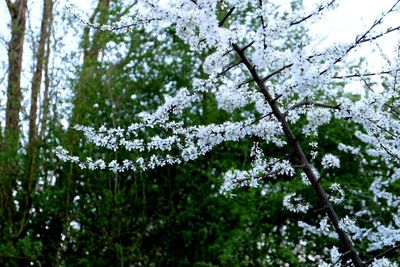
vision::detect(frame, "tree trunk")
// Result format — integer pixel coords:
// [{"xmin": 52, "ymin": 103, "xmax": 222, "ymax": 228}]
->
[
  {"xmin": 16, "ymin": 0, "xmax": 54, "ymax": 240},
  {"xmin": 0, "ymin": 0, "xmax": 28, "ymax": 223}
]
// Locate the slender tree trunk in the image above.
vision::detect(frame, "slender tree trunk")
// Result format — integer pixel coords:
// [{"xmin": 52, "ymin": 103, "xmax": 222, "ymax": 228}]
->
[
  {"xmin": 27, "ymin": 0, "xmax": 53, "ymax": 183},
  {"xmin": 39, "ymin": 10, "xmax": 53, "ymax": 143},
  {"xmin": 38, "ymin": 1, "xmax": 53, "ymax": 191},
  {"xmin": 17, "ymin": 0, "xmax": 54, "ymax": 240},
  {"xmin": 0, "ymin": 0, "xmax": 28, "ymax": 223}
]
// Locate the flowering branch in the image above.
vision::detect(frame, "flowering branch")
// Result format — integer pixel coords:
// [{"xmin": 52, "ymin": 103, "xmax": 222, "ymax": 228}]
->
[
  {"xmin": 289, "ymin": 0, "xmax": 337, "ymax": 26},
  {"xmin": 333, "ymin": 70, "xmax": 398, "ymax": 79},
  {"xmin": 231, "ymin": 42, "xmax": 364, "ymax": 266},
  {"xmin": 365, "ymin": 244, "xmax": 400, "ymax": 265},
  {"xmin": 283, "ymin": 98, "xmax": 340, "ymax": 117}
]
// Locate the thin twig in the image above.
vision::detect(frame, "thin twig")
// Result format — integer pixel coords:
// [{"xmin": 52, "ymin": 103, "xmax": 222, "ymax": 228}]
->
[
  {"xmin": 237, "ymin": 77, "xmax": 255, "ymax": 88},
  {"xmin": 241, "ymin": 41, "xmax": 255, "ymax": 52},
  {"xmin": 320, "ymin": 0, "xmax": 400, "ymax": 76},
  {"xmin": 332, "ymin": 250, "xmax": 351, "ymax": 266},
  {"xmin": 312, "ymin": 205, "xmax": 327, "ymax": 214},
  {"xmin": 219, "ymin": 7, "xmax": 235, "ymax": 27},
  {"xmin": 290, "ymin": 0, "xmax": 336, "ymax": 26},
  {"xmin": 358, "ymin": 25, "xmax": 400, "ymax": 44},
  {"xmin": 219, "ymin": 60, "xmax": 242, "ymax": 76},
  {"xmin": 234, "ymin": 169, "xmax": 281, "ymax": 183},
  {"xmin": 333, "ymin": 70, "xmax": 396, "ymax": 79},
  {"xmin": 283, "ymin": 98, "xmax": 340, "ymax": 116},
  {"xmin": 262, "ymin": 63, "xmax": 293, "ymax": 81},
  {"xmin": 365, "ymin": 244, "xmax": 400, "ymax": 265}
]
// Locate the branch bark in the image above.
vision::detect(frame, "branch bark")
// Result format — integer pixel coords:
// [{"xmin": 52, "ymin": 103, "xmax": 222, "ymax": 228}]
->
[
  {"xmin": 232, "ymin": 42, "xmax": 365, "ymax": 267},
  {"xmin": 365, "ymin": 244, "xmax": 400, "ymax": 265},
  {"xmin": 283, "ymin": 98, "xmax": 340, "ymax": 116},
  {"xmin": 219, "ymin": 7, "xmax": 235, "ymax": 27},
  {"xmin": 5, "ymin": 0, "xmax": 14, "ymax": 13}
]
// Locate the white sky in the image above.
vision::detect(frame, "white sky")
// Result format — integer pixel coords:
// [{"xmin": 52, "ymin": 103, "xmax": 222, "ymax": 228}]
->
[{"xmin": 306, "ymin": 0, "xmax": 399, "ymax": 42}]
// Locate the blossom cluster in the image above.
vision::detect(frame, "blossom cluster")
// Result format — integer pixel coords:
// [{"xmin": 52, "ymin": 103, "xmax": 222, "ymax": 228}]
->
[{"xmin": 283, "ymin": 193, "xmax": 311, "ymax": 213}]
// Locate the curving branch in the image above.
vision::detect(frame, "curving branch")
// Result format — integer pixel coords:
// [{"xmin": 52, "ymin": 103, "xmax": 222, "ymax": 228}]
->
[
  {"xmin": 333, "ymin": 70, "xmax": 396, "ymax": 79},
  {"xmin": 358, "ymin": 25, "xmax": 400, "ymax": 44},
  {"xmin": 365, "ymin": 244, "xmax": 400, "ymax": 265},
  {"xmin": 262, "ymin": 63, "xmax": 293, "ymax": 81},
  {"xmin": 284, "ymin": 98, "xmax": 341, "ymax": 116},
  {"xmin": 219, "ymin": 60, "xmax": 242, "ymax": 76},
  {"xmin": 290, "ymin": 0, "xmax": 336, "ymax": 26}
]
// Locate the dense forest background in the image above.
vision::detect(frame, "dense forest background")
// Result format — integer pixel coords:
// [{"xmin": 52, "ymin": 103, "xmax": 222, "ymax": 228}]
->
[{"xmin": 0, "ymin": 0, "xmax": 399, "ymax": 266}]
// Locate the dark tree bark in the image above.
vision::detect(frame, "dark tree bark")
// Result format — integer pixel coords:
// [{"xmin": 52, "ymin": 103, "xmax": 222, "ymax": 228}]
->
[
  {"xmin": 1, "ymin": 0, "xmax": 28, "ymax": 223},
  {"xmin": 17, "ymin": 0, "xmax": 54, "ymax": 240}
]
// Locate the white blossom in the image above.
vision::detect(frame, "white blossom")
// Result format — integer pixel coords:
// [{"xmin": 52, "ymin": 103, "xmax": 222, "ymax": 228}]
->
[
  {"xmin": 321, "ymin": 154, "xmax": 340, "ymax": 169},
  {"xmin": 283, "ymin": 193, "xmax": 311, "ymax": 213},
  {"xmin": 370, "ymin": 258, "xmax": 398, "ymax": 267},
  {"xmin": 329, "ymin": 183, "xmax": 345, "ymax": 204}
]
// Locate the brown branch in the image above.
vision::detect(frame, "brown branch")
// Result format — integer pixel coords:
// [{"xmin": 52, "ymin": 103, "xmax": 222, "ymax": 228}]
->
[
  {"xmin": 358, "ymin": 25, "xmax": 400, "ymax": 44},
  {"xmin": 219, "ymin": 7, "xmax": 235, "ymax": 27},
  {"xmin": 333, "ymin": 70, "xmax": 396, "ymax": 79},
  {"xmin": 16, "ymin": 0, "xmax": 53, "ymax": 242},
  {"xmin": 5, "ymin": 0, "xmax": 14, "ymax": 13},
  {"xmin": 233, "ymin": 153, "xmax": 295, "ymax": 185},
  {"xmin": 39, "ymin": 3, "xmax": 54, "ymax": 141},
  {"xmin": 312, "ymin": 205, "xmax": 327, "ymax": 214},
  {"xmin": 241, "ymin": 40, "xmax": 254, "ymax": 52},
  {"xmin": 222, "ymin": 48, "xmax": 235, "ymax": 57},
  {"xmin": 365, "ymin": 244, "xmax": 400, "ymax": 265},
  {"xmin": 116, "ymin": 0, "xmax": 138, "ymax": 18},
  {"xmin": 355, "ymin": 0, "xmax": 400, "ymax": 45},
  {"xmin": 290, "ymin": 0, "xmax": 336, "ymax": 26},
  {"xmin": 358, "ymin": 75, "xmax": 400, "ymax": 120},
  {"xmin": 232, "ymin": 42, "xmax": 365, "ymax": 267},
  {"xmin": 292, "ymin": 164, "xmax": 306, "ymax": 169},
  {"xmin": 259, "ymin": 15, "xmax": 267, "ymax": 49},
  {"xmin": 272, "ymin": 94, "xmax": 283, "ymax": 102},
  {"xmin": 219, "ymin": 60, "xmax": 242, "ymax": 76},
  {"xmin": 262, "ymin": 63, "xmax": 293, "ymax": 81},
  {"xmin": 320, "ymin": 0, "xmax": 400, "ymax": 76},
  {"xmin": 0, "ymin": 253, "xmax": 35, "ymax": 261},
  {"xmin": 377, "ymin": 138, "xmax": 400, "ymax": 163},
  {"xmin": 332, "ymin": 250, "xmax": 351, "ymax": 266},
  {"xmin": 237, "ymin": 77, "xmax": 255, "ymax": 88},
  {"xmin": 283, "ymin": 98, "xmax": 340, "ymax": 116}
]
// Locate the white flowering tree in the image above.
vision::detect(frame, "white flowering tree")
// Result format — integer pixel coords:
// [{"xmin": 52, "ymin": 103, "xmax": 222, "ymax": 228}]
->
[{"xmin": 58, "ymin": 0, "xmax": 400, "ymax": 266}]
